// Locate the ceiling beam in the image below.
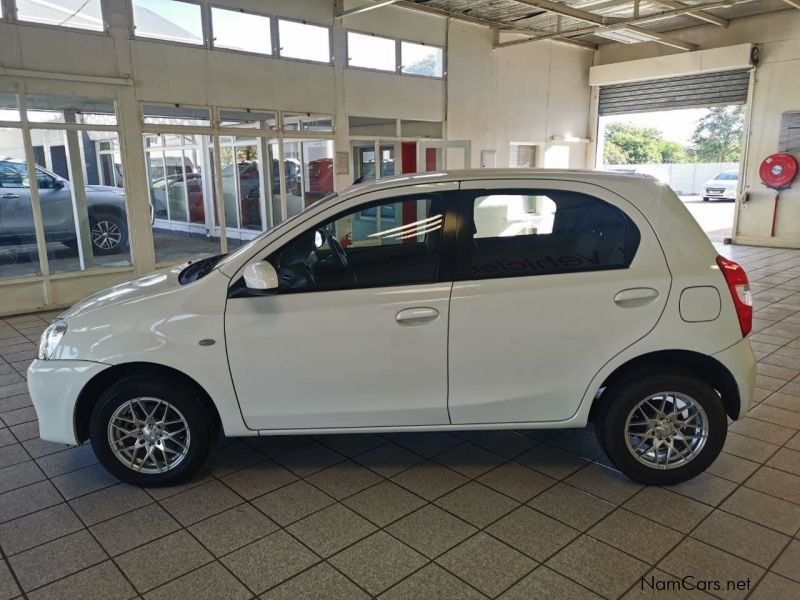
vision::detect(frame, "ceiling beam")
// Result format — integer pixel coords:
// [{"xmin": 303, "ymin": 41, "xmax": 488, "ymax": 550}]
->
[
  {"xmin": 513, "ymin": 0, "xmax": 612, "ymax": 25},
  {"xmin": 392, "ymin": 1, "xmax": 596, "ymax": 50},
  {"xmin": 782, "ymin": 0, "xmax": 800, "ymax": 9},
  {"xmin": 625, "ymin": 25, "xmax": 698, "ymax": 50},
  {"xmin": 494, "ymin": 0, "xmax": 741, "ymax": 49},
  {"xmin": 654, "ymin": 0, "xmax": 729, "ymax": 26},
  {"xmin": 499, "ymin": 29, "xmax": 598, "ymax": 50},
  {"xmin": 338, "ymin": 0, "xmax": 399, "ymax": 18}
]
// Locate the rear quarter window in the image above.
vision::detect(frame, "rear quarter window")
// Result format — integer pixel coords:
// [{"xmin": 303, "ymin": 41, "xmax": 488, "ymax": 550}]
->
[{"xmin": 461, "ymin": 189, "xmax": 640, "ymax": 280}]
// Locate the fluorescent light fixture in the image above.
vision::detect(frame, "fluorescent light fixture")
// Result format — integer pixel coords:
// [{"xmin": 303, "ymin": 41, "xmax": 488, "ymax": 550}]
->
[
  {"xmin": 551, "ymin": 135, "xmax": 591, "ymax": 143},
  {"xmin": 594, "ymin": 27, "xmax": 660, "ymax": 44}
]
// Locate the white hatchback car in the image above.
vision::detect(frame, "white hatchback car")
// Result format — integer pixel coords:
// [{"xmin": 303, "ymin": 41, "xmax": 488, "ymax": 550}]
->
[{"xmin": 28, "ymin": 169, "xmax": 755, "ymax": 487}]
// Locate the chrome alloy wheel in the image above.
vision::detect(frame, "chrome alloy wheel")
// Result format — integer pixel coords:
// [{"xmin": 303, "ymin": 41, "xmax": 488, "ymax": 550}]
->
[
  {"xmin": 107, "ymin": 398, "xmax": 190, "ymax": 474},
  {"xmin": 624, "ymin": 392, "xmax": 709, "ymax": 470},
  {"xmin": 91, "ymin": 219, "xmax": 122, "ymax": 250}
]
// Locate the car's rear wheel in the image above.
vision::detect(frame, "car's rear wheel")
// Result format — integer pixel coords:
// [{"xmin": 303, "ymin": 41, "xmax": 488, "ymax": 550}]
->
[
  {"xmin": 90, "ymin": 212, "xmax": 127, "ymax": 256},
  {"xmin": 595, "ymin": 371, "xmax": 727, "ymax": 486},
  {"xmin": 89, "ymin": 376, "xmax": 215, "ymax": 486}
]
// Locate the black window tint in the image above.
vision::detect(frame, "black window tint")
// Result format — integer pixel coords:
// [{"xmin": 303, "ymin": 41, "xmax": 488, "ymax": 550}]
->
[
  {"xmin": 268, "ymin": 195, "xmax": 445, "ymax": 292},
  {"xmin": 464, "ymin": 190, "xmax": 640, "ymax": 280}
]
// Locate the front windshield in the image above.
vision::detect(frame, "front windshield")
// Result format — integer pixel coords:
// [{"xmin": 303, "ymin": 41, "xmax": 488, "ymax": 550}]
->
[
  {"xmin": 216, "ymin": 192, "xmax": 339, "ymax": 268},
  {"xmin": 716, "ymin": 172, "xmax": 738, "ymax": 181}
]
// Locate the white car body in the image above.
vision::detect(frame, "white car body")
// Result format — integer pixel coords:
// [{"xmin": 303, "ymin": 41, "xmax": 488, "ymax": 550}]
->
[
  {"xmin": 703, "ymin": 170, "xmax": 739, "ymax": 201},
  {"xmin": 28, "ymin": 169, "xmax": 755, "ymax": 474}
]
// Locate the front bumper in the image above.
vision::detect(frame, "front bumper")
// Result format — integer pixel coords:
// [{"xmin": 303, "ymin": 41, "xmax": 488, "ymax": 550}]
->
[
  {"xmin": 27, "ymin": 359, "xmax": 110, "ymax": 445},
  {"xmin": 713, "ymin": 338, "xmax": 756, "ymax": 419}
]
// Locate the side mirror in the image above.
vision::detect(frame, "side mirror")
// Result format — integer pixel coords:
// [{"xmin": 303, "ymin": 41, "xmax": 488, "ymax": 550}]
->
[
  {"xmin": 243, "ymin": 261, "xmax": 278, "ymax": 291},
  {"xmin": 53, "ymin": 179, "xmax": 65, "ymax": 189}
]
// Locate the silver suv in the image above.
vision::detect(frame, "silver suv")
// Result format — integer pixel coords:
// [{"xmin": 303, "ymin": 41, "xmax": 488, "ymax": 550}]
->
[{"xmin": 0, "ymin": 158, "xmax": 128, "ymax": 255}]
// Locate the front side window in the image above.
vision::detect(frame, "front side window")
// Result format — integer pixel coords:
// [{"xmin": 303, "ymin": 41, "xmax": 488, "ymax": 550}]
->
[
  {"xmin": 267, "ymin": 195, "xmax": 446, "ymax": 292},
  {"xmin": 463, "ymin": 190, "xmax": 640, "ymax": 280}
]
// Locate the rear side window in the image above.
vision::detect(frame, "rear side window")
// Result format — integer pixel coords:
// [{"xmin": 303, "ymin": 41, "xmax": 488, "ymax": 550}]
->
[{"xmin": 462, "ymin": 190, "xmax": 640, "ymax": 280}]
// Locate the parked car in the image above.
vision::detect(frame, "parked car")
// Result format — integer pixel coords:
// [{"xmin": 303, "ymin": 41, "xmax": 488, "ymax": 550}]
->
[
  {"xmin": 28, "ymin": 169, "xmax": 755, "ymax": 487},
  {"xmin": 1, "ymin": 158, "xmax": 128, "ymax": 255},
  {"xmin": 703, "ymin": 170, "xmax": 738, "ymax": 201}
]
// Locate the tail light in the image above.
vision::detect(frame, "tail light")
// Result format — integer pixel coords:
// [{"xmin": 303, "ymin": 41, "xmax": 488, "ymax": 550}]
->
[{"xmin": 716, "ymin": 256, "xmax": 752, "ymax": 337}]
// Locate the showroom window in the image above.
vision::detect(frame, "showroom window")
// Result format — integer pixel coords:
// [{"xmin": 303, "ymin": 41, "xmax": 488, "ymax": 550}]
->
[
  {"xmin": 15, "ymin": 0, "xmax": 104, "ymax": 31},
  {"xmin": 401, "ymin": 41, "xmax": 444, "ymax": 78},
  {"xmin": 132, "ymin": 0, "xmax": 203, "ymax": 45},
  {"xmin": 211, "ymin": 7, "xmax": 271, "ymax": 55},
  {"xmin": 282, "ymin": 139, "xmax": 334, "ymax": 218},
  {"xmin": 141, "ymin": 104, "xmax": 329, "ymax": 263},
  {"xmin": 267, "ymin": 196, "xmax": 445, "ymax": 292},
  {"xmin": 462, "ymin": 191, "xmax": 640, "ymax": 280},
  {"xmin": 0, "ymin": 92, "xmax": 131, "ymax": 280},
  {"xmin": 277, "ymin": 19, "xmax": 331, "ymax": 63},
  {"xmin": 347, "ymin": 32, "xmax": 396, "ymax": 72},
  {"xmin": 283, "ymin": 112, "xmax": 334, "ymax": 133}
]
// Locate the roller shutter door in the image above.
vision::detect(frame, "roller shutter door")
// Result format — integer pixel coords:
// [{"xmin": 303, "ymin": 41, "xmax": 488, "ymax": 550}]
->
[{"xmin": 598, "ymin": 69, "xmax": 751, "ymax": 116}]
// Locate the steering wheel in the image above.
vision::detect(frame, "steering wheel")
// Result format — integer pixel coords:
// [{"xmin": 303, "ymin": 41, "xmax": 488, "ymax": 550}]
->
[{"xmin": 328, "ymin": 234, "xmax": 349, "ymax": 269}]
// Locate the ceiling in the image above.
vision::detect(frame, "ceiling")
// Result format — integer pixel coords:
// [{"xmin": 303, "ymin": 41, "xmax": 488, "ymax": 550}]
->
[{"xmin": 363, "ymin": 0, "xmax": 797, "ymax": 51}]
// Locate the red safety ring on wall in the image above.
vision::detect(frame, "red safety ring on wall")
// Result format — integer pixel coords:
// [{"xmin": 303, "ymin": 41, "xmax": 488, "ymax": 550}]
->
[{"xmin": 760, "ymin": 153, "xmax": 799, "ymax": 191}]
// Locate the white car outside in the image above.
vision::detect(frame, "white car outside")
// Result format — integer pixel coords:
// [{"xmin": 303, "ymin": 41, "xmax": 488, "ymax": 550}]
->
[
  {"xmin": 703, "ymin": 170, "xmax": 739, "ymax": 201},
  {"xmin": 28, "ymin": 169, "xmax": 756, "ymax": 487}
]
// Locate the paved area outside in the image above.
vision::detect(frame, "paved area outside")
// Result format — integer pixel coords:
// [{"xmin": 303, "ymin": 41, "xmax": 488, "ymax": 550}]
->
[
  {"xmin": 680, "ymin": 195, "xmax": 736, "ymax": 243},
  {"xmin": 1, "ymin": 244, "xmax": 800, "ymax": 599}
]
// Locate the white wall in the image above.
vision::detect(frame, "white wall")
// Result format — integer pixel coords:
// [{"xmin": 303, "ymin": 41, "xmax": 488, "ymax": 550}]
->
[
  {"xmin": 446, "ymin": 21, "xmax": 593, "ymax": 170},
  {"xmin": 594, "ymin": 9, "xmax": 800, "ymax": 248}
]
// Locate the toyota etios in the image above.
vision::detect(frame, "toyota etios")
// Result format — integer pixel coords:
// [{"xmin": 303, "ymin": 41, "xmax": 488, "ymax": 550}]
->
[{"xmin": 28, "ymin": 170, "xmax": 755, "ymax": 487}]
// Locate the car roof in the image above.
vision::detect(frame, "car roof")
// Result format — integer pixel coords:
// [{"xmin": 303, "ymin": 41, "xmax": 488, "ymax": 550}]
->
[{"xmin": 344, "ymin": 168, "xmax": 659, "ymax": 195}]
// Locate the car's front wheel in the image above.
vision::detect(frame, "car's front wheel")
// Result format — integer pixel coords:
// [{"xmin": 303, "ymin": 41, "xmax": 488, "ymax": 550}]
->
[
  {"xmin": 89, "ymin": 376, "xmax": 215, "ymax": 486},
  {"xmin": 595, "ymin": 371, "xmax": 727, "ymax": 486}
]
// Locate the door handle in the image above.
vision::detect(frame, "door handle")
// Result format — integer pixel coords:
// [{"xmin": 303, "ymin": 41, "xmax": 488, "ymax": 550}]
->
[
  {"xmin": 396, "ymin": 307, "xmax": 440, "ymax": 325},
  {"xmin": 614, "ymin": 288, "xmax": 659, "ymax": 308},
  {"xmin": 1, "ymin": 193, "xmax": 20, "ymax": 199}
]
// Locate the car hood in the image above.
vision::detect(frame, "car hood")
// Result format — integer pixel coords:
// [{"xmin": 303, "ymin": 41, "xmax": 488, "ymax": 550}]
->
[
  {"xmin": 704, "ymin": 179, "xmax": 737, "ymax": 188},
  {"xmin": 60, "ymin": 264, "xmax": 186, "ymax": 320}
]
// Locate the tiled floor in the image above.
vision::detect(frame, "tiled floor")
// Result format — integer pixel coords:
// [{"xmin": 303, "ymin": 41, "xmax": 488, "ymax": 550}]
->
[{"xmin": 2, "ymin": 244, "xmax": 800, "ymax": 600}]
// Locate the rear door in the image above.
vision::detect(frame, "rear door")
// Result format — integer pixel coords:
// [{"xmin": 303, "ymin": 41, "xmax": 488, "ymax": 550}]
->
[{"xmin": 448, "ymin": 179, "xmax": 671, "ymax": 424}]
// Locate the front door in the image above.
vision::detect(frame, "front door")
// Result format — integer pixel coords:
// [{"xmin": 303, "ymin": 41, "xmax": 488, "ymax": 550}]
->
[
  {"xmin": 225, "ymin": 187, "xmax": 458, "ymax": 430},
  {"xmin": 448, "ymin": 180, "xmax": 671, "ymax": 424}
]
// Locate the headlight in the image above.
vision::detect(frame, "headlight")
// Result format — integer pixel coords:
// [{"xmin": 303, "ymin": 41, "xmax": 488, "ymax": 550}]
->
[{"xmin": 38, "ymin": 319, "xmax": 67, "ymax": 360}]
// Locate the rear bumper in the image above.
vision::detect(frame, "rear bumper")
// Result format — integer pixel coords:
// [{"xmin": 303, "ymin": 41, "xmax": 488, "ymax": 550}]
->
[
  {"xmin": 27, "ymin": 359, "xmax": 110, "ymax": 445},
  {"xmin": 713, "ymin": 338, "xmax": 756, "ymax": 419}
]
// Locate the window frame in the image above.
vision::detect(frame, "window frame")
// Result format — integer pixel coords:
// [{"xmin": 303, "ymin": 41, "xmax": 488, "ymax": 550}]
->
[
  {"xmin": 130, "ymin": 0, "xmax": 206, "ymax": 47},
  {"xmin": 345, "ymin": 29, "xmax": 398, "ymax": 74},
  {"xmin": 209, "ymin": 4, "xmax": 273, "ymax": 57},
  {"xmin": 453, "ymin": 187, "xmax": 641, "ymax": 282},
  {"xmin": 12, "ymin": 0, "xmax": 108, "ymax": 34},
  {"xmin": 276, "ymin": 16, "xmax": 333, "ymax": 65},
  {"xmin": 231, "ymin": 190, "xmax": 459, "ymax": 297},
  {"xmin": 399, "ymin": 38, "xmax": 446, "ymax": 80}
]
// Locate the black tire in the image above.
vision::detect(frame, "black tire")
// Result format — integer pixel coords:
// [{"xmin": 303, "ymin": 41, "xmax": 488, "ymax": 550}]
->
[
  {"xmin": 89, "ymin": 375, "xmax": 215, "ymax": 486},
  {"xmin": 90, "ymin": 212, "xmax": 128, "ymax": 256},
  {"xmin": 594, "ymin": 370, "xmax": 727, "ymax": 486},
  {"xmin": 702, "ymin": 196, "xmax": 710, "ymax": 202}
]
